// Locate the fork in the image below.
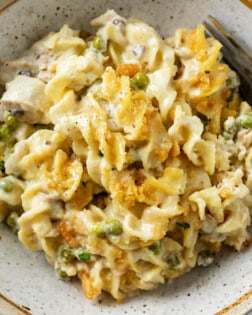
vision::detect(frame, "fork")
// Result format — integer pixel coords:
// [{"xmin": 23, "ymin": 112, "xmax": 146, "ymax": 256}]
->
[{"xmin": 203, "ymin": 15, "xmax": 252, "ymax": 104}]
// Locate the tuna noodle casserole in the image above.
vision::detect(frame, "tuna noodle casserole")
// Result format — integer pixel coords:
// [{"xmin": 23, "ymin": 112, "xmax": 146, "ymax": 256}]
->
[{"xmin": 0, "ymin": 10, "xmax": 252, "ymax": 300}]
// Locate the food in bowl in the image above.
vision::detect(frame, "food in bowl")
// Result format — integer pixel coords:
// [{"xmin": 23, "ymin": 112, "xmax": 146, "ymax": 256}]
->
[{"xmin": 0, "ymin": 9, "xmax": 251, "ymax": 301}]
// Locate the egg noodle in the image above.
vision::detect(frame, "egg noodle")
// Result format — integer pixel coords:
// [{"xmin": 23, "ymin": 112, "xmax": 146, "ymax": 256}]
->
[{"xmin": 0, "ymin": 10, "xmax": 251, "ymax": 301}]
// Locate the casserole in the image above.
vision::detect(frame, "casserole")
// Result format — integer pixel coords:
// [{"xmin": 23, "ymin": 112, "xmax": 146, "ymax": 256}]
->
[{"xmin": 0, "ymin": 1, "xmax": 252, "ymax": 314}]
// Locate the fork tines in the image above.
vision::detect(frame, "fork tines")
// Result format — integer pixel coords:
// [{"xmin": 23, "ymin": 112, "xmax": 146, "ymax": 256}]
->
[{"xmin": 203, "ymin": 15, "xmax": 252, "ymax": 104}]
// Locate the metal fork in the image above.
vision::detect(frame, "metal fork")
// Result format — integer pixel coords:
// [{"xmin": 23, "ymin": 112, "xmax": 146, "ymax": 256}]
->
[{"xmin": 203, "ymin": 15, "xmax": 252, "ymax": 104}]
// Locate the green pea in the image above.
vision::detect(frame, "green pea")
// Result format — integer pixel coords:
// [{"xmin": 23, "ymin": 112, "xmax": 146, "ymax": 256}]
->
[
  {"xmin": 60, "ymin": 247, "xmax": 75, "ymax": 262},
  {"xmin": 148, "ymin": 243, "xmax": 161, "ymax": 255},
  {"xmin": 0, "ymin": 125, "xmax": 11, "ymax": 140},
  {"xmin": 239, "ymin": 113, "xmax": 252, "ymax": 128},
  {"xmin": 56, "ymin": 267, "xmax": 69, "ymax": 280},
  {"xmin": 93, "ymin": 35, "xmax": 104, "ymax": 50},
  {"xmin": 6, "ymin": 212, "xmax": 19, "ymax": 228},
  {"xmin": 0, "ymin": 178, "xmax": 14, "ymax": 192},
  {"xmin": 92, "ymin": 222, "xmax": 106, "ymax": 238},
  {"xmin": 0, "ymin": 160, "xmax": 5, "ymax": 172},
  {"xmin": 107, "ymin": 219, "xmax": 123, "ymax": 235},
  {"xmin": 78, "ymin": 251, "xmax": 91, "ymax": 262},
  {"xmin": 167, "ymin": 256, "xmax": 180, "ymax": 269},
  {"xmin": 130, "ymin": 72, "xmax": 150, "ymax": 90},
  {"xmin": 4, "ymin": 114, "xmax": 18, "ymax": 129}
]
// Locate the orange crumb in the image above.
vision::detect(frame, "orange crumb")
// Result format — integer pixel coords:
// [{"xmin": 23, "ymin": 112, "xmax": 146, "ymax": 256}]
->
[
  {"xmin": 116, "ymin": 63, "xmax": 141, "ymax": 78},
  {"xmin": 57, "ymin": 221, "xmax": 77, "ymax": 247},
  {"xmin": 79, "ymin": 270, "xmax": 101, "ymax": 300}
]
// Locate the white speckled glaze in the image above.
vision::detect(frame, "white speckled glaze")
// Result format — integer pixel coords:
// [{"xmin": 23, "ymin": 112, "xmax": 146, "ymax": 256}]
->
[{"xmin": 0, "ymin": 1, "xmax": 252, "ymax": 314}]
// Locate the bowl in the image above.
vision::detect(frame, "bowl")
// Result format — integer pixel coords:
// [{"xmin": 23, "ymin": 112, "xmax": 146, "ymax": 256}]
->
[{"xmin": 0, "ymin": 1, "xmax": 252, "ymax": 314}]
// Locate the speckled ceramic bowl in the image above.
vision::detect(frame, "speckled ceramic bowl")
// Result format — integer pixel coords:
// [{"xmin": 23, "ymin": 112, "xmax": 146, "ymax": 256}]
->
[{"xmin": 0, "ymin": 1, "xmax": 252, "ymax": 314}]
